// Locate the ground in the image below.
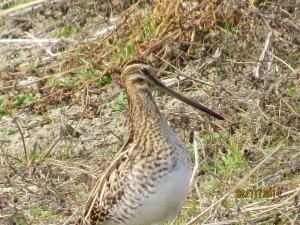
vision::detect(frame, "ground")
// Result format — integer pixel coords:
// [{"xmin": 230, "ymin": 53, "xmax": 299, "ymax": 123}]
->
[{"xmin": 0, "ymin": 0, "xmax": 300, "ymax": 224}]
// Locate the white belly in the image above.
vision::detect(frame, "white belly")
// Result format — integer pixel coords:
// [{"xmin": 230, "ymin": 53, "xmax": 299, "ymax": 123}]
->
[{"xmin": 102, "ymin": 165, "xmax": 191, "ymax": 225}]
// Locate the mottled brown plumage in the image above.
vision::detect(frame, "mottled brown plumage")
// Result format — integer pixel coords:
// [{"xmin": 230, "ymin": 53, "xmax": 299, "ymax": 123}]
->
[{"xmin": 76, "ymin": 61, "xmax": 224, "ymax": 225}]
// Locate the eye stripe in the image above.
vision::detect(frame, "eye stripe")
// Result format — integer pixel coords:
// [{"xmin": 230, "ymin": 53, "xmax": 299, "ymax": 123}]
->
[
  {"xmin": 132, "ymin": 77, "xmax": 145, "ymax": 82},
  {"xmin": 129, "ymin": 74, "xmax": 145, "ymax": 83}
]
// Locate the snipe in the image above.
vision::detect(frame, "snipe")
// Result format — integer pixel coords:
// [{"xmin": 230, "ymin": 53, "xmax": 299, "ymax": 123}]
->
[{"xmin": 76, "ymin": 61, "xmax": 224, "ymax": 225}]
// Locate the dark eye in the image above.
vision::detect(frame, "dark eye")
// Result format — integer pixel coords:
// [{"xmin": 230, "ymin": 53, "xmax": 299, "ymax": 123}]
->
[
  {"xmin": 140, "ymin": 67, "xmax": 149, "ymax": 74},
  {"xmin": 133, "ymin": 77, "xmax": 145, "ymax": 82}
]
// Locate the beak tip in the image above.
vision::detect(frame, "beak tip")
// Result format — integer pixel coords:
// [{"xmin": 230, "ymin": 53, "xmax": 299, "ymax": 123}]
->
[{"xmin": 219, "ymin": 115, "xmax": 225, "ymax": 120}]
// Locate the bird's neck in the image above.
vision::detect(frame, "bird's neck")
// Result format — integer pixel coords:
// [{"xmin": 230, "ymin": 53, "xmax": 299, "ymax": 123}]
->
[
  {"xmin": 126, "ymin": 89, "xmax": 167, "ymax": 143},
  {"xmin": 125, "ymin": 88, "xmax": 189, "ymax": 169}
]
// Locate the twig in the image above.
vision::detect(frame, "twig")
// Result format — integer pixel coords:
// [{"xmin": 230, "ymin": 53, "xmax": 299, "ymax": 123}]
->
[
  {"xmin": 18, "ymin": 38, "xmax": 113, "ymax": 68},
  {"xmin": 202, "ymin": 206, "xmax": 298, "ymax": 224},
  {"xmin": 19, "ymin": 49, "xmax": 74, "ymax": 68},
  {"xmin": 228, "ymin": 190, "xmax": 297, "ymax": 216},
  {"xmin": 8, "ymin": 4, "xmax": 44, "ymax": 17},
  {"xmin": 64, "ymin": 87, "xmax": 90, "ymax": 150},
  {"xmin": 0, "ymin": 0, "xmax": 15, "ymax": 9},
  {"xmin": 8, "ymin": 0, "xmax": 71, "ymax": 17},
  {"xmin": 96, "ymin": 25, "xmax": 117, "ymax": 36},
  {"xmin": 157, "ymin": 55, "xmax": 214, "ymax": 87},
  {"xmin": 48, "ymin": 39, "xmax": 64, "ymax": 56},
  {"xmin": 258, "ymin": 172, "xmax": 281, "ymax": 187},
  {"xmin": 34, "ymin": 24, "xmax": 55, "ymax": 37},
  {"xmin": 0, "ymin": 28, "xmax": 15, "ymax": 38},
  {"xmin": 275, "ymin": 82, "xmax": 300, "ymax": 118},
  {"xmin": 259, "ymin": 48, "xmax": 274, "ymax": 81},
  {"xmin": 252, "ymin": 31, "xmax": 272, "ymax": 80},
  {"xmin": 247, "ymin": 9, "xmax": 300, "ymax": 32},
  {"xmin": 197, "ymin": 47, "xmax": 222, "ymax": 73},
  {"xmin": 0, "ymin": 75, "xmax": 52, "ymax": 91},
  {"xmin": 63, "ymin": 208, "xmax": 80, "ymax": 225},
  {"xmin": 187, "ymin": 143, "xmax": 284, "ymax": 225},
  {"xmin": 268, "ymin": 50, "xmax": 295, "ymax": 72},
  {"xmin": 0, "ymin": 39, "xmax": 61, "ymax": 43},
  {"xmin": 42, "ymin": 90, "xmax": 89, "ymax": 160},
  {"xmin": 42, "ymin": 132, "xmax": 63, "ymax": 159},
  {"xmin": 6, "ymin": 112, "xmax": 29, "ymax": 164},
  {"xmin": 24, "ymin": 31, "xmax": 59, "ymax": 57},
  {"xmin": 190, "ymin": 139, "xmax": 199, "ymax": 186},
  {"xmin": 0, "ymin": 0, "xmax": 50, "ymax": 16}
]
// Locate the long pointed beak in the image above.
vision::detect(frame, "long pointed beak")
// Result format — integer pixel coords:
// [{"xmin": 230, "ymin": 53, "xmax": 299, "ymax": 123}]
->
[{"xmin": 156, "ymin": 81, "xmax": 224, "ymax": 120}]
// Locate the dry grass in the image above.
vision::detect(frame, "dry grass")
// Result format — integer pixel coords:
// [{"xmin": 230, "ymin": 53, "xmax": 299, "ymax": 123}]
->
[{"xmin": 0, "ymin": 0, "xmax": 300, "ymax": 224}]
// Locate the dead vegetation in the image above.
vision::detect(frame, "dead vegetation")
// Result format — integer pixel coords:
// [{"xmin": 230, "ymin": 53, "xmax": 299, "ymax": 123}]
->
[{"xmin": 0, "ymin": 0, "xmax": 300, "ymax": 224}]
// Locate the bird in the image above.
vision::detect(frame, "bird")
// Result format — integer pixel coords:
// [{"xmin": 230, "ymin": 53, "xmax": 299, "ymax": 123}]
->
[{"xmin": 75, "ymin": 61, "xmax": 224, "ymax": 225}]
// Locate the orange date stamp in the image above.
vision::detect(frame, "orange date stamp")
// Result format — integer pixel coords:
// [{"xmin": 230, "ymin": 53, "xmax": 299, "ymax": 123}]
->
[{"xmin": 236, "ymin": 189, "xmax": 281, "ymax": 198}]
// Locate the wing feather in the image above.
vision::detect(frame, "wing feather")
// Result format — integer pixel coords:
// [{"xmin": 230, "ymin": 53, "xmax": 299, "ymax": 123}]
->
[{"xmin": 82, "ymin": 142, "xmax": 137, "ymax": 223}]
